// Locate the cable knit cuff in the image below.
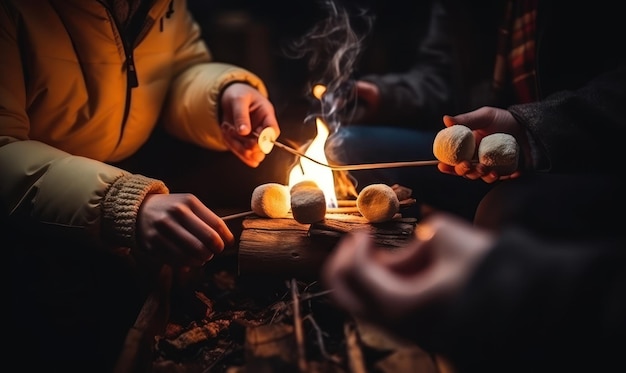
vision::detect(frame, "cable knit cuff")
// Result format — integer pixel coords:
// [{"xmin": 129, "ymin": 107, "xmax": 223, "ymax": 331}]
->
[{"xmin": 102, "ymin": 174, "xmax": 169, "ymax": 249}]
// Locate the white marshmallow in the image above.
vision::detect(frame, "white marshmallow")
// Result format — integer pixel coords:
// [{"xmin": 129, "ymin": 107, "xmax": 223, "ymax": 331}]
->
[
  {"xmin": 433, "ymin": 125, "xmax": 476, "ymax": 165},
  {"xmin": 357, "ymin": 184, "xmax": 400, "ymax": 223},
  {"xmin": 290, "ymin": 181, "xmax": 326, "ymax": 224},
  {"xmin": 251, "ymin": 183, "xmax": 291, "ymax": 218},
  {"xmin": 478, "ymin": 133, "xmax": 520, "ymax": 175}
]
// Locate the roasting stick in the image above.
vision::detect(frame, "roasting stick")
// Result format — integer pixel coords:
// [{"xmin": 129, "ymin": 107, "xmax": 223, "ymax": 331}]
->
[
  {"xmin": 220, "ymin": 210, "xmax": 255, "ymax": 221},
  {"xmin": 256, "ymin": 127, "xmax": 440, "ymax": 171}
]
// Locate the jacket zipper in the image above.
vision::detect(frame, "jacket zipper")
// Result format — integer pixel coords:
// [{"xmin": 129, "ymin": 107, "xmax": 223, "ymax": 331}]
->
[
  {"xmin": 124, "ymin": 48, "xmax": 139, "ymax": 89},
  {"xmin": 118, "ymin": 41, "xmax": 137, "ymax": 146},
  {"xmin": 98, "ymin": 1, "xmax": 144, "ymax": 145}
]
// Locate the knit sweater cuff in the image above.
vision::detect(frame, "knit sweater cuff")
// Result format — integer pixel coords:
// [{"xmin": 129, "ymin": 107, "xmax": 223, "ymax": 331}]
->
[{"xmin": 102, "ymin": 174, "xmax": 169, "ymax": 249}]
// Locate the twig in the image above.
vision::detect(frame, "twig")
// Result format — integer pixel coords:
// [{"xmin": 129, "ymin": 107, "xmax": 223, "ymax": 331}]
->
[
  {"xmin": 304, "ymin": 314, "xmax": 342, "ymax": 364},
  {"xmin": 300, "ymin": 288, "xmax": 335, "ymax": 302},
  {"xmin": 344, "ymin": 321, "xmax": 367, "ymax": 373},
  {"xmin": 220, "ymin": 210, "xmax": 255, "ymax": 221},
  {"xmin": 291, "ymin": 279, "xmax": 308, "ymax": 373}
]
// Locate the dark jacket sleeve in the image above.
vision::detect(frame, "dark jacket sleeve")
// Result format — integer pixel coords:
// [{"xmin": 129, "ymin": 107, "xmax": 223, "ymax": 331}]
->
[
  {"xmin": 508, "ymin": 65, "xmax": 626, "ymax": 172},
  {"xmin": 435, "ymin": 229, "xmax": 626, "ymax": 373},
  {"xmin": 358, "ymin": 0, "xmax": 455, "ymax": 129}
]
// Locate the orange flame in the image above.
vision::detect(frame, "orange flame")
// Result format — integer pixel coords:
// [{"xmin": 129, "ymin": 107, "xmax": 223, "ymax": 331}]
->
[{"xmin": 288, "ymin": 117, "xmax": 338, "ymax": 208}]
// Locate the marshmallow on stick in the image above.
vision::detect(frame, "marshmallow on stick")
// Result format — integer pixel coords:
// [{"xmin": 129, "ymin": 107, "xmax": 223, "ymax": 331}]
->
[
  {"xmin": 251, "ymin": 183, "xmax": 291, "ymax": 218},
  {"xmin": 433, "ymin": 125, "xmax": 476, "ymax": 166},
  {"xmin": 290, "ymin": 181, "xmax": 326, "ymax": 224},
  {"xmin": 478, "ymin": 133, "xmax": 519, "ymax": 175}
]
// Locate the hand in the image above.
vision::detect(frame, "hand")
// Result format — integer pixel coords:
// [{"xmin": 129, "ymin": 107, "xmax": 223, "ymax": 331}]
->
[
  {"xmin": 321, "ymin": 212, "xmax": 494, "ymax": 342},
  {"xmin": 346, "ymin": 80, "xmax": 381, "ymax": 124},
  {"xmin": 355, "ymin": 80, "xmax": 381, "ymax": 112},
  {"xmin": 136, "ymin": 193, "xmax": 235, "ymax": 268},
  {"xmin": 438, "ymin": 106, "xmax": 531, "ymax": 183},
  {"xmin": 220, "ymin": 83, "xmax": 281, "ymax": 168}
]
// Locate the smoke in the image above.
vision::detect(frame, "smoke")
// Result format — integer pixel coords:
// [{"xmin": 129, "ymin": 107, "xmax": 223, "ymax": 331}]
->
[
  {"xmin": 282, "ymin": 0, "xmax": 375, "ymax": 199},
  {"xmin": 284, "ymin": 0, "xmax": 375, "ymax": 133}
]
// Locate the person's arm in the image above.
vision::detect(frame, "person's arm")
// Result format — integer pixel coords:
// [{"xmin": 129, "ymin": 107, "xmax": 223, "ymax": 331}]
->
[
  {"xmin": 355, "ymin": 0, "xmax": 454, "ymax": 128},
  {"xmin": 434, "ymin": 229, "xmax": 626, "ymax": 372},
  {"xmin": 508, "ymin": 65, "xmax": 626, "ymax": 173},
  {"xmin": 159, "ymin": 2, "xmax": 270, "ymax": 152},
  {"xmin": 322, "ymin": 213, "xmax": 626, "ymax": 372},
  {"xmin": 0, "ymin": 3, "xmax": 167, "ymax": 250}
]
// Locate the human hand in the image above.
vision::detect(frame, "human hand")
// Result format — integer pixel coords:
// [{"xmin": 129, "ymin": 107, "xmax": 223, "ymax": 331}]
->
[
  {"xmin": 438, "ymin": 106, "xmax": 530, "ymax": 183},
  {"xmin": 220, "ymin": 83, "xmax": 281, "ymax": 168},
  {"xmin": 347, "ymin": 80, "xmax": 381, "ymax": 123},
  {"xmin": 321, "ymin": 212, "xmax": 494, "ymax": 343},
  {"xmin": 136, "ymin": 193, "xmax": 235, "ymax": 268}
]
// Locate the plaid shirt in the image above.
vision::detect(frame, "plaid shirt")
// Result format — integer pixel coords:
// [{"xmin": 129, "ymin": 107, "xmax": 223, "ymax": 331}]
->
[{"xmin": 493, "ymin": 0, "xmax": 538, "ymax": 104}]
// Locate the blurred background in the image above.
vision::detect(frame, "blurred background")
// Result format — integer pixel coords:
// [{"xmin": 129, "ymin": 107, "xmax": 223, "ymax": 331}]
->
[{"xmin": 187, "ymin": 0, "xmax": 429, "ymax": 141}]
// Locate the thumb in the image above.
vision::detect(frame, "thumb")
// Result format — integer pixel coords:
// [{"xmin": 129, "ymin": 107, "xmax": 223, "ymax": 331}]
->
[
  {"xmin": 443, "ymin": 113, "xmax": 475, "ymax": 128},
  {"xmin": 229, "ymin": 99, "xmax": 252, "ymax": 136},
  {"xmin": 443, "ymin": 107, "xmax": 498, "ymax": 131},
  {"xmin": 442, "ymin": 114, "xmax": 458, "ymax": 128}
]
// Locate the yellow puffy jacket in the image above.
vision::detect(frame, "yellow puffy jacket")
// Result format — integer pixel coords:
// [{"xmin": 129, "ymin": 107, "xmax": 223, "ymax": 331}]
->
[{"xmin": 0, "ymin": 0, "xmax": 268, "ymax": 249}]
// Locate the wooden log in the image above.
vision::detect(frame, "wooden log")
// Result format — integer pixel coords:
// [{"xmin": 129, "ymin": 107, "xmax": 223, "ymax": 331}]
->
[{"xmin": 238, "ymin": 213, "xmax": 417, "ymax": 279}]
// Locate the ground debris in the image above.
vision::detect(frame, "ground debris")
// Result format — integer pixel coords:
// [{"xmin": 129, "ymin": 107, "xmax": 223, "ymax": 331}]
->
[{"xmin": 151, "ymin": 262, "xmax": 443, "ymax": 373}]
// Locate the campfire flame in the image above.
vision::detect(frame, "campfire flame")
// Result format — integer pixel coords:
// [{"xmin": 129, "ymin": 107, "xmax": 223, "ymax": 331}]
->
[
  {"xmin": 284, "ymin": 0, "xmax": 371, "ymax": 207},
  {"xmin": 288, "ymin": 85, "xmax": 338, "ymax": 208}
]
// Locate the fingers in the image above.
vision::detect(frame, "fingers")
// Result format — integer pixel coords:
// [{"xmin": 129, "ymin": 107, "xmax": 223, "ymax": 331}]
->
[
  {"xmin": 188, "ymin": 198, "xmax": 235, "ymax": 248},
  {"xmin": 331, "ymin": 232, "xmax": 414, "ymax": 318},
  {"xmin": 220, "ymin": 85, "xmax": 279, "ymax": 168},
  {"xmin": 443, "ymin": 107, "xmax": 497, "ymax": 131},
  {"xmin": 370, "ymin": 240, "xmax": 429, "ymax": 275},
  {"xmin": 439, "ymin": 159, "xmax": 506, "ymax": 183},
  {"xmin": 442, "ymin": 114, "xmax": 457, "ymax": 127},
  {"xmin": 162, "ymin": 204, "xmax": 232, "ymax": 265},
  {"xmin": 322, "ymin": 233, "xmax": 369, "ymax": 314},
  {"xmin": 137, "ymin": 194, "xmax": 235, "ymax": 268},
  {"xmin": 223, "ymin": 94, "xmax": 252, "ymax": 136},
  {"xmin": 220, "ymin": 122, "xmax": 265, "ymax": 168}
]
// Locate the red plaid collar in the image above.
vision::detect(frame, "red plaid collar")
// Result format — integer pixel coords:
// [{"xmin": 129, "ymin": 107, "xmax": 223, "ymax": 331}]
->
[{"xmin": 493, "ymin": 0, "xmax": 538, "ymax": 104}]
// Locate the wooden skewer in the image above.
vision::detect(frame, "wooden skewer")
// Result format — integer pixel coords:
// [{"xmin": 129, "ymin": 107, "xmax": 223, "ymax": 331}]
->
[
  {"xmin": 254, "ymin": 127, "xmax": 440, "ymax": 170},
  {"xmin": 272, "ymin": 140, "xmax": 440, "ymax": 170},
  {"xmin": 220, "ymin": 210, "xmax": 255, "ymax": 221}
]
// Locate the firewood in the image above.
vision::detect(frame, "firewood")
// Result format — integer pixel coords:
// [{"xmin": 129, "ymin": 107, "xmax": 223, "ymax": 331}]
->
[
  {"xmin": 245, "ymin": 323, "xmax": 297, "ymax": 370},
  {"xmin": 238, "ymin": 214, "xmax": 417, "ymax": 279}
]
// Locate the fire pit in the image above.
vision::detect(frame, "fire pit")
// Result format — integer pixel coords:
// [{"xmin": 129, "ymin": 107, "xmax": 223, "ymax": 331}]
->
[
  {"xmin": 112, "ymin": 192, "xmax": 453, "ymax": 373},
  {"xmin": 238, "ymin": 199, "xmax": 418, "ymax": 279}
]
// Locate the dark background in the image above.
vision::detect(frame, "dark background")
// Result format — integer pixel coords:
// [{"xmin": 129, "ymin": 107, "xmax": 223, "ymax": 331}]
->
[{"xmin": 187, "ymin": 0, "xmax": 429, "ymax": 139}]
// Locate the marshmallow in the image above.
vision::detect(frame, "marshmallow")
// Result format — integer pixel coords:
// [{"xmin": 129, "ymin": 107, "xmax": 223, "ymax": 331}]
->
[
  {"xmin": 478, "ymin": 133, "xmax": 519, "ymax": 175},
  {"xmin": 290, "ymin": 181, "xmax": 326, "ymax": 224},
  {"xmin": 433, "ymin": 125, "xmax": 476, "ymax": 166},
  {"xmin": 290, "ymin": 180, "xmax": 320, "ymax": 194},
  {"xmin": 251, "ymin": 183, "xmax": 291, "ymax": 218},
  {"xmin": 357, "ymin": 184, "xmax": 400, "ymax": 223}
]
